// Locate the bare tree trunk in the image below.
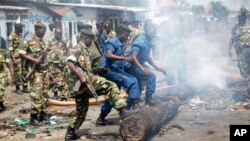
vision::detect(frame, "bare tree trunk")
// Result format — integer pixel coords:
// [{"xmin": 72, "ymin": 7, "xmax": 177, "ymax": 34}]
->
[{"xmin": 120, "ymin": 96, "xmax": 181, "ymax": 141}]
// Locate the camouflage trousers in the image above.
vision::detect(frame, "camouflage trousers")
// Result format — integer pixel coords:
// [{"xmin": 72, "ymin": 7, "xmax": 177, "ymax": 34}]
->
[
  {"xmin": 0, "ymin": 71, "xmax": 7, "ymax": 102},
  {"xmin": 68, "ymin": 75, "xmax": 126, "ymax": 129},
  {"xmin": 50, "ymin": 72, "xmax": 69, "ymax": 99},
  {"xmin": 30, "ymin": 72, "xmax": 49, "ymax": 114},
  {"xmin": 13, "ymin": 58, "xmax": 28, "ymax": 87}
]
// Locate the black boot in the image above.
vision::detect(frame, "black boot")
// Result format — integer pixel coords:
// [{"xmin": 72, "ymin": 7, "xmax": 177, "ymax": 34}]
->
[
  {"xmin": 53, "ymin": 91, "xmax": 59, "ymax": 100},
  {"xmin": 39, "ymin": 111, "xmax": 50, "ymax": 122},
  {"xmin": 119, "ymin": 108, "xmax": 129, "ymax": 119},
  {"xmin": 15, "ymin": 85, "xmax": 22, "ymax": 94},
  {"xmin": 22, "ymin": 85, "xmax": 30, "ymax": 93},
  {"xmin": 65, "ymin": 127, "xmax": 80, "ymax": 140},
  {"xmin": 96, "ymin": 113, "xmax": 110, "ymax": 126},
  {"xmin": 30, "ymin": 114, "xmax": 42, "ymax": 126},
  {"xmin": 0, "ymin": 102, "xmax": 6, "ymax": 112},
  {"xmin": 145, "ymin": 98, "xmax": 157, "ymax": 106}
]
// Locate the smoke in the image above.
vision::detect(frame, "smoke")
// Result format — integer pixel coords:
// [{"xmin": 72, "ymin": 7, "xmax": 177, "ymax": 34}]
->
[
  {"xmin": 152, "ymin": 14, "xmax": 230, "ymax": 89},
  {"xmin": 185, "ymin": 35, "xmax": 228, "ymax": 88}
]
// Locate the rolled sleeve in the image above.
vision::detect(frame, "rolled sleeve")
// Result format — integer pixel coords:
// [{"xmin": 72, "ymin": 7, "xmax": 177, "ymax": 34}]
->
[
  {"xmin": 106, "ymin": 43, "xmax": 115, "ymax": 52},
  {"xmin": 131, "ymin": 45, "xmax": 140, "ymax": 53}
]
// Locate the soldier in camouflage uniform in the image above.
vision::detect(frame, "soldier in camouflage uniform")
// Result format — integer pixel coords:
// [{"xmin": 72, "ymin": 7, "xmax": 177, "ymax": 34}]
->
[
  {"xmin": 47, "ymin": 28, "xmax": 69, "ymax": 101},
  {"xmin": 229, "ymin": 7, "xmax": 248, "ymax": 78},
  {"xmin": 76, "ymin": 22, "xmax": 102, "ymax": 69},
  {"xmin": 19, "ymin": 22, "xmax": 49, "ymax": 125},
  {"xmin": 0, "ymin": 46, "xmax": 13, "ymax": 112},
  {"xmin": 65, "ymin": 30, "xmax": 127, "ymax": 140},
  {"xmin": 8, "ymin": 23, "xmax": 29, "ymax": 94}
]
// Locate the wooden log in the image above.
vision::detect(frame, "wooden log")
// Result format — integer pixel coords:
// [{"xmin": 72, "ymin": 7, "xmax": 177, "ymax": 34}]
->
[
  {"xmin": 120, "ymin": 96, "xmax": 181, "ymax": 141},
  {"xmin": 119, "ymin": 82, "xmax": 199, "ymax": 141},
  {"xmin": 48, "ymin": 93, "xmax": 128, "ymax": 106}
]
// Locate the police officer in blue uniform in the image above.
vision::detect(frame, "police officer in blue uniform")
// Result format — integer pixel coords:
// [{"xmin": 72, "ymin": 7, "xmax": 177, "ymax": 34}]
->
[
  {"xmin": 96, "ymin": 24, "xmax": 141, "ymax": 125},
  {"xmin": 128, "ymin": 20, "xmax": 166, "ymax": 105}
]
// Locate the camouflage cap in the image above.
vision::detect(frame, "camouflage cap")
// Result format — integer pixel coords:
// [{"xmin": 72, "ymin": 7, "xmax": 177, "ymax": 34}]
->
[
  {"xmin": 77, "ymin": 22, "xmax": 92, "ymax": 31},
  {"xmin": 80, "ymin": 29, "xmax": 94, "ymax": 39},
  {"xmin": 34, "ymin": 21, "xmax": 46, "ymax": 28}
]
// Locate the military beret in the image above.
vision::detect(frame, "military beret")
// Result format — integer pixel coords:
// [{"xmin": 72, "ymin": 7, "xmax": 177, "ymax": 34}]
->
[
  {"xmin": 80, "ymin": 29, "xmax": 94, "ymax": 39},
  {"xmin": 35, "ymin": 21, "xmax": 46, "ymax": 28},
  {"xmin": 77, "ymin": 22, "xmax": 92, "ymax": 30},
  {"xmin": 119, "ymin": 24, "xmax": 131, "ymax": 33}
]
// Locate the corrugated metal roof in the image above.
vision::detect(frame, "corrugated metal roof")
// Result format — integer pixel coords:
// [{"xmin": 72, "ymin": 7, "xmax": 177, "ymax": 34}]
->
[
  {"xmin": 47, "ymin": 5, "xmax": 73, "ymax": 16},
  {"xmin": 0, "ymin": 5, "xmax": 30, "ymax": 10},
  {"xmin": 50, "ymin": 3, "xmax": 148, "ymax": 12}
]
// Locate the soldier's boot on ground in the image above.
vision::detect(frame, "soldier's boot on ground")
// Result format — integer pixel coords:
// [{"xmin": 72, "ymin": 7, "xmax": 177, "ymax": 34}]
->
[
  {"xmin": 131, "ymin": 100, "xmax": 141, "ymax": 110},
  {"xmin": 119, "ymin": 108, "xmax": 129, "ymax": 119},
  {"xmin": 0, "ymin": 102, "xmax": 6, "ymax": 112},
  {"xmin": 65, "ymin": 127, "xmax": 80, "ymax": 140},
  {"xmin": 39, "ymin": 111, "xmax": 50, "ymax": 122},
  {"xmin": 53, "ymin": 91, "xmax": 59, "ymax": 100},
  {"xmin": 22, "ymin": 85, "xmax": 30, "ymax": 93},
  {"xmin": 15, "ymin": 85, "xmax": 22, "ymax": 95},
  {"xmin": 96, "ymin": 113, "xmax": 110, "ymax": 126},
  {"xmin": 30, "ymin": 114, "xmax": 42, "ymax": 126},
  {"xmin": 145, "ymin": 97, "xmax": 157, "ymax": 106}
]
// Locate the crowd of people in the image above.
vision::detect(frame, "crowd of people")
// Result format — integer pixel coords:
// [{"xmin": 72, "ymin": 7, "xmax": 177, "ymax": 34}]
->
[{"xmin": 0, "ymin": 19, "xmax": 169, "ymax": 140}]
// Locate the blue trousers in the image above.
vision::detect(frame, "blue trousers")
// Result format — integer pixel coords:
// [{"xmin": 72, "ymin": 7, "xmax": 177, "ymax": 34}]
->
[
  {"xmin": 128, "ymin": 65, "xmax": 156, "ymax": 100},
  {"xmin": 100, "ymin": 69, "xmax": 141, "ymax": 117}
]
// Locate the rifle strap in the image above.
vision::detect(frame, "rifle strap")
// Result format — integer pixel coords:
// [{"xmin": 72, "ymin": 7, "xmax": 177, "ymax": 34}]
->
[{"xmin": 94, "ymin": 41, "xmax": 103, "ymax": 56}]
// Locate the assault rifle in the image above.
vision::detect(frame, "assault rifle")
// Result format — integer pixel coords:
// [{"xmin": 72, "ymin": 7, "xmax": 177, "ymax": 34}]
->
[
  {"xmin": 25, "ymin": 47, "xmax": 49, "ymax": 80},
  {"xmin": 73, "ymin": 62, "xmax": 100, "ymax": 106}
]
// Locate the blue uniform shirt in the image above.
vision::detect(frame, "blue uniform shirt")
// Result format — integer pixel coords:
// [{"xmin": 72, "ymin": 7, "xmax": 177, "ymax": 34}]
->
[
  {"xmin": 105, "ymin": 37, "xmax": 131, "ymax": 70},
  {"xmin": 130, "ymin": 34, "xmax": 152, "ymax": 64},
  {"xmin": 96, "ymin": 32, "xmax": 106, "ymax": 51},
  {"xmin": 96, "ymin": 32, "xmax": 108, "ymax": 67}
]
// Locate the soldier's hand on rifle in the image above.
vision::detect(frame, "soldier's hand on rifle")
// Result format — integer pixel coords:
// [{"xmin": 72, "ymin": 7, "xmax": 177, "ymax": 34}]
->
[
  {"xmin": 80, "ymin": 76, "xmax": 87, "ymax": 84},
  {"xmin": 34, "ymin": 59, "xmax": 41, "ymax": 64},
  {"xmin": 13, "ymin": 59, "xmax": 18, "ymax": 66}
]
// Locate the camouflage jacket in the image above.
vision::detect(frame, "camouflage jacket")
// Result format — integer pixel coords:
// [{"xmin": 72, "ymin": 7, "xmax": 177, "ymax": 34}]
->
[
  {"xmin": 0, "ymin": 48, "xmax": 10, "ymax": 71},
  {"xmin": 75, "ymin": 42, "xmax": 92, "ymax": 75},
  {"xmin": 47, "ymin": 38, "xmax": 68, "ymax": 73},
  {"xmin": 237, "ymin": 23, "xmax": 250, "ymax": 48},
  {"xmin": 26, "ymin": 35, "xmax": 48, "ymax": 72},
  {"xmin": 8, "ymin": 32, "xmax": 26, "ymax": 59},
  {"xmin": 67, "ymin": 42, "xmax": 93, "ymax": 93},
  {"xmin": 88, "ymin": 41, "xmax": 102, "ymax": 69}
]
